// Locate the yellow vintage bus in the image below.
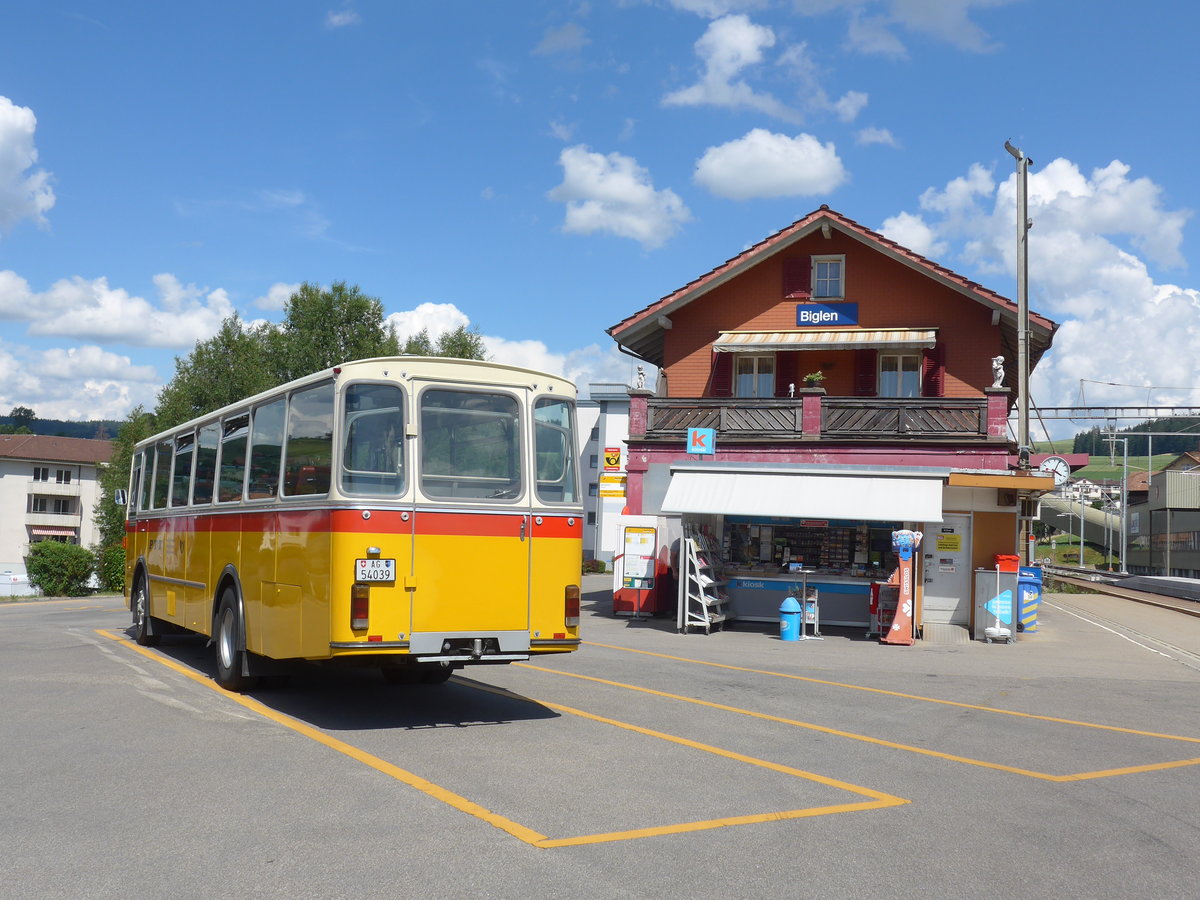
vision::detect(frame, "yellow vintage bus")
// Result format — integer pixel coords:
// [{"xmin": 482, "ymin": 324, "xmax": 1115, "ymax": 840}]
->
[{"xmin": 123, "ymin": 357, "xmax": 582, "ymax": 691}]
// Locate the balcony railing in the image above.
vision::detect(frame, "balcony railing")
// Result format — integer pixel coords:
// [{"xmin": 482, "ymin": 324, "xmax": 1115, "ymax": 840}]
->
[{"xmin": 634, "ymin": 391, "xmax": 1008, "ymax": 443}]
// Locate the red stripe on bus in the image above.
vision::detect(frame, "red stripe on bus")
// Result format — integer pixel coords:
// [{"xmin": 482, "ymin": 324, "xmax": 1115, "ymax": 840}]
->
[{"xmin": 127, "ymin": 508, "xmax": 581, "ymax": 540}]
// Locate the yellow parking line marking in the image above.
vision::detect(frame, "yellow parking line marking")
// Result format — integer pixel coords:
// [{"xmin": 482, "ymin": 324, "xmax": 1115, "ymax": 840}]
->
[
  {"xmin": 525, "ymin": 662, "xmax": 1200, "ymax": 782},
  {"xmin": 582, "ymin": 641, "xmax": 1200, "ymax": 744},
  {"xmin": 97, "ymin": 629, "xmax": 907, "ymax": 848},
  {"xmin": 96, "ymin": 630, "xmax": 547, "ymax": 845}
]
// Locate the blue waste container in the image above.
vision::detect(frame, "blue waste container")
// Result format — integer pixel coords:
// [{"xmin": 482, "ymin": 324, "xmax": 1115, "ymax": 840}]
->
[
  {"xmin": 780, "ymin": 596, "xmax": 802, "ymax": 642},
  {"xmin": 1017, "ymin": 566, "xmax": 1042, "ymax": 633}
]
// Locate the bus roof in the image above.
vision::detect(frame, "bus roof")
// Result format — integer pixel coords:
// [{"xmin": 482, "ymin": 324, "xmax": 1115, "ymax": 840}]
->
[{"xmin": 136, "ymin": 356, "xmax": 579, "ymax": 448}]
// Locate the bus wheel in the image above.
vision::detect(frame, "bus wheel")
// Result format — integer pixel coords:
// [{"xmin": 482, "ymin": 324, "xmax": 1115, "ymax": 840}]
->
[
  {"xmin": 132, "ymin": 579, "xmax": 159, "ymax": 647},
  {"xmin": 214, "ymin": 593, "xmax": 256, "ymax": 693},
  {"xmin": 421, "ymin": 666, "xmax": 454, "ymax": 684}
]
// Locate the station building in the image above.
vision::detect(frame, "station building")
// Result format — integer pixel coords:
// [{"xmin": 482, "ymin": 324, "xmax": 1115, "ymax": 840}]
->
[{"xmin": 605, "ymin": 206, "xmax": 1058, "ymax": 638}]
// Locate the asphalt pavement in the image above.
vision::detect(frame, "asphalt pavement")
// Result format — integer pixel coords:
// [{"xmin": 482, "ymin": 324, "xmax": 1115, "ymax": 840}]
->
[{"xmin": 1, "ymin": 578, "xmax": 1198, "ymax": 899}]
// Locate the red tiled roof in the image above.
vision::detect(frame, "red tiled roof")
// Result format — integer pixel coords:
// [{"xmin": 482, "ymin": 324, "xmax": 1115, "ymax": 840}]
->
[
  {"xmin": 0, "ymin": 434, "xmax": 113, "ymax": 465},
  {"xmin": 608, "ymin": 205, "xmax": 1058, "ymax": 368}
]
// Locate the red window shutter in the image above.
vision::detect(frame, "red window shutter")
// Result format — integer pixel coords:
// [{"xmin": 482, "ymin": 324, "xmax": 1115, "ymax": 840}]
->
[
  {"xmin": 774, "ymin": 351, "xmax": 800, "ymax": 397},
  {"xmin": 782, "ymin": 257, "xmax": 811, "ymax": 298},
  {"xmin": 922, "ymin": 344, "xmax": 945, "ymax": 397},
  {"xmin": 708, "ymin": 351, "xmax": 733, "ymax": 397},
  {"xmin": 853, "ymin": 349, "xmax": 877, "ymax": 396}
]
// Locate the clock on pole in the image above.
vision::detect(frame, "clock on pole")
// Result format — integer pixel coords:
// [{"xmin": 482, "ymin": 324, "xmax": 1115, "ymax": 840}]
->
[{"xmin": 1038, "ymin": 455, "xmax": 1070, "ymax": 485}]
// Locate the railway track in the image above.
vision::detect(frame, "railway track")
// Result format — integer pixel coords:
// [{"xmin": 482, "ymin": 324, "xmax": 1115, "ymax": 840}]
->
[{"xmin": 1043, "ymin": 566, "xmax": 1200, "ymax": 618}]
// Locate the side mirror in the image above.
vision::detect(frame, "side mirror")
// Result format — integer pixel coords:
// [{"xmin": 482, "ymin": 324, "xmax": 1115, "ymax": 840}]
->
[{"xmin": 113, "ymin": 489, "xmax": 128, "ymax": 507}]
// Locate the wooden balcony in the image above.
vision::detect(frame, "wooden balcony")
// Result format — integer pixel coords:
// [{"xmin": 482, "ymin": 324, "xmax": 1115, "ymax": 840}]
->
[{"xmin": 631, "ymin": 389, "xmax": 1010, "ymax": 444}]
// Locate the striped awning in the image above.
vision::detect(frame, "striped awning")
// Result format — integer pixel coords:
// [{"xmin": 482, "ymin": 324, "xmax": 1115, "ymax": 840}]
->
[
  {"xmin": 30, "ymin": 527, "xmax": 77, "ymax": 537},
  {"xmin": 713, "ymin": 329, "xmax": 937, "ymax": 352}
]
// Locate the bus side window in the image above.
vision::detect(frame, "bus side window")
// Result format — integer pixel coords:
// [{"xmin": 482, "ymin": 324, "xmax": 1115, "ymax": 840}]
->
[
  {"xmin": 247, "ymin": 399, "xmax": 286, "ymax": 500},
  {"xmin": 284, "ymin": 381, "xmax": 334, "ymax": 496},
  {"xmin": 137, "ymin": 450, "xmax": 152, "ymax": 512},
  {"xmin": 152, "ymin": 440, "xmax": 172, "ymax": 509},
  {"xmin": 218, "ymin": 415, "xmax": 249, "ymax": 503},
  {"xmin": 129, "ymin": 452, "xmax": 144, "ymax": 518},
  {"xmin": 171, "ymin": 432, "xmax": 195, "ymax": 507},
  {"xmin": 534, "ymin": 397, "xmax": 578, "ymax": 504},
  {"xmin": 193, "ymin": 423, "xmax": 219, "ymax": 505}
]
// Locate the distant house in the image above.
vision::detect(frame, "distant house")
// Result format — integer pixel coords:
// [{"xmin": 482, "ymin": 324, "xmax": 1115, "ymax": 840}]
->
[
  {"xmin": 0, "ymin": 434, "xmax": 113, "ymax": 572},
  {"xmin": 1127, "ymin": 450, "xmax": 1200, "ymax": 577}
]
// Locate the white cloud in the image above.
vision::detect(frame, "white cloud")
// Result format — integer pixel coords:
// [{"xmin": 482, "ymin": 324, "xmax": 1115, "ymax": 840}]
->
[
  {"xmin": 254, "ymin": 282, "xmax": 300, "ymax": 311},
  {"xmin": 484, "ymin": 335, "xmax": 646, "ymax": 395},
  {"xmin": 0, "ymin": 271, "xmax": 235, "ymax": 347},
  {"xmin": 534, "ymin": 23, "xmax": 590, "ymax": 55},
  {"xmin": 325, "ymin": 6, "xmax": 360, "ymax": 28},
  {"xmin": 693, "ymin": 129, "xmax": 846, "ymax": 200},
  {"xmin": 548, "ymin": 144, "xmax": 691, "ymax": 248},
  {"xmin": 856, "ymin": 126, "xmax": 898, "ymax": 147},
  {"xmin": 385, "ymin": 302, "xmax": 470, "ymax": 342},
  {"xmin": 0, "ymin": 341, "xmax": 161, "ymax": 421},
  {"xmin": 663, "ymin": 15, "xmax": 801, "ymax": 122},
  {"xmin": 666, "ymin": 0, "xmax": 766, "ymax": 17},
  {"xmin": 892, "ymin": 157, "xmax": 1199, "ymax": 430},
  {"xmin": 811, "ymin": 1, "xmax": 1016, "ymax": 57},
  {"xmin": 0, "ymin": 96, "xmax": 55, "ymax": 235},
  {"xmin": 878, "ymin": 210, "xmax": 946, "ymax": 258}
]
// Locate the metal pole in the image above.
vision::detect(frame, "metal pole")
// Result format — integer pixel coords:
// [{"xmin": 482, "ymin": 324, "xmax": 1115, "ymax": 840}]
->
[
  {"xmin": 1004, "ymin": 140, "xmax": 1032, "ymax": 464},
  {"xmin": 1121, "ymin": 440, "xmax": 1128, "ymax": 573}
]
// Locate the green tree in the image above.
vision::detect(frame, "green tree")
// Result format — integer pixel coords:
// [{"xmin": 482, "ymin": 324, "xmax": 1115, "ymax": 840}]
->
[
  {"xmin": 155, "ymin": 314, "xmax": 275, "ymax": 430},
  {"xmin": 401, "ymin": 328, "xmax": 435, "ymax": 356},
  {"xmin": 93, "ymin": 406, "xmax": 157, "ymax": 550},
  {"xmin": 271, "ymin": 281, "xmax": 401, "ymax": 381},
  {"xmin": 434, "ymin": 324, "xmax": 488, "ymax": 360},
  {"xmin": 9, "ymin": 405, "xmax": 35, "ymax": 430},
  {"xmin": 401, "ymin": 324, "xmax": 487, "ymax": 360}
]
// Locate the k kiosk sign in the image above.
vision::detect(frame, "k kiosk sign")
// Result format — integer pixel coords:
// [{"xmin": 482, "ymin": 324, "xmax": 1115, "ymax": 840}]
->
[{"xmin": 796, "ymin": 303, "xmax": 858, "ymax": 326}]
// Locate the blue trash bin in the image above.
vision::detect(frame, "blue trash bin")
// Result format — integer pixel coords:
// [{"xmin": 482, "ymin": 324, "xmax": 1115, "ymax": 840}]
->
[
  {"xmin": 780, "ymin": 596, "xmax": 802, "ymax": 642},
  {"xmin": 1017, "ymin": 566, "xmax": 1042, "ymax": 633}
]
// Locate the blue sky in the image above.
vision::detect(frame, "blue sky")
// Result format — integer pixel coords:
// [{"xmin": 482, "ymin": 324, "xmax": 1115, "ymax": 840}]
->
[{"xmin": 1, "ymin": 1, "xmax": 1197, "ymax": 442}]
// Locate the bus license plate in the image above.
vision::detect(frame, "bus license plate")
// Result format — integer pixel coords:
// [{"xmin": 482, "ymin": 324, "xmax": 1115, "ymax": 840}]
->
[{"xmin": 355, "ymin": 558, "xmax": 396, "ymax": 582}]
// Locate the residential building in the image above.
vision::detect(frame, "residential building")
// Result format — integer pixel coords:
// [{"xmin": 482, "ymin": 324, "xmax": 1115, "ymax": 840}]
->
[
  {"xmin": 576, "ymin": 383, "xmax": 633, "ymax": 565},
  {"xmin": 1128, "ymin": 452, "xmax": 1200, "ymax": 576},
  {"xmin": 0, "ymin": 434, "xmax": 113, "ymax": 573},
  {"xmin": 605, "ymin": 205, "xmax": 1058, "ymax": 636}
]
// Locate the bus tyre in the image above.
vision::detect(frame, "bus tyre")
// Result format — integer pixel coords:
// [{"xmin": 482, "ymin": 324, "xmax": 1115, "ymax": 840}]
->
[
  {"xmin": 132, "ymin": 579, "xmax": 159, "ymax": 647},
  {"xmin": 421, "ymin": 666, "xmax": 454, "ymax": 684},
  {"xmin": 215, "ymin": 593, "xmax": 256, "ymax": 693}
]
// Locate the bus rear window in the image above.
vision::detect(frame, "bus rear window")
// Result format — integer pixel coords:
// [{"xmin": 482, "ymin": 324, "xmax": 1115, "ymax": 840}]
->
[
  {"xmin": 342, "ymin": 384, "xmax": 405, "ymax": 495},
  {"xmin": 420, "ymin": 389, "xmax": 521, "ymax": 500}
]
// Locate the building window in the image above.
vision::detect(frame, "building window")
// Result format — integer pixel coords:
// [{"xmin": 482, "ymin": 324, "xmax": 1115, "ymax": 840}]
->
[
  {"xmin": 735, "ymin": 355, "xmax": 775, "ymax": 398},
  {"xmin": 589, "ymin": 454, "xmax": 598, "ymax": 469},
  {"xmin": 33, "ymin": 467, "xmax": 49, "ymax": 482},
  {"xmin": 812, "ymin": 256, "xmax": 844, "ymax": 298},
  {"xmin": 589, "ymin": 425, "xmax": 599, "ymax": 440},
  {"xmin": 56, "ymin": 469, "xmax": 72, "ymax": 484},
  {"xmin": 589, "ymin": 482, "xmax": 599, "ymax": 497},
  {"xmin": 587, "ymin": 511, "xmax": 596, "ymax": 525},
  {"xmin": 30, "ymin": 497, "xmax": 47, "ymax": 513},
  {"xmin": 53, "ymin": 498, "xmax": 73, "ymax": 515},
  {"xmin": 879, "ymin": 354, "xmax": 921, "ymax": 397}
]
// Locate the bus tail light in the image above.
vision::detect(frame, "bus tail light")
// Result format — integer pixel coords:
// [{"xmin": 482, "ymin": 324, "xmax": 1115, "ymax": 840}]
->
[
  {"xmin": 351, "ymin": 584, "xmax": 370, "ymax": 630},
  {"xmin": 564, "ymin": 585, "xmax": 580, "ymax": 627}
]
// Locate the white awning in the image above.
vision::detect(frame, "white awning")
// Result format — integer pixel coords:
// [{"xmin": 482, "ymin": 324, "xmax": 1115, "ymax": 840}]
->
[
  {"xmin": 713, "ymin": 329, "xmax": 937, "ymax": 352},
  {"xmin": 661, "ymin": 470, "xmax": 944, "ymax": 523}
]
